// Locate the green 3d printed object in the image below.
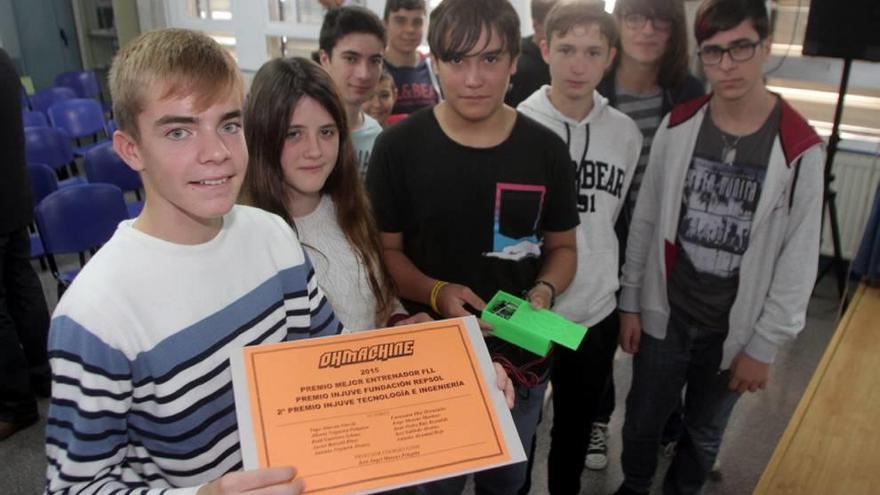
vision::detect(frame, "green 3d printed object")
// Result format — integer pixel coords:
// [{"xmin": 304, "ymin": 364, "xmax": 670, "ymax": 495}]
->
[{"xmin": 481, "ymin": 291, "xmax": 588, "ymax": 357}]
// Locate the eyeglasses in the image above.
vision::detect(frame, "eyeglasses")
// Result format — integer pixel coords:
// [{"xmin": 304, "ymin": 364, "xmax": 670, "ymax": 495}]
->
[
  {"xmin": 698, "ymin": 39, "xmax": 764, "ymax": 65},
  {"xmin": 622, "ymin": 13, "xmax": 673, "ymax": 33}
]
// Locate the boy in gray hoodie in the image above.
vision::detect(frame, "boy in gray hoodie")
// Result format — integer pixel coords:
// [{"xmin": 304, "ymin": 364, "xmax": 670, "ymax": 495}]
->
[{"xmin": 517, "ymin": 2, "xmax": 641, "ymax": 493}]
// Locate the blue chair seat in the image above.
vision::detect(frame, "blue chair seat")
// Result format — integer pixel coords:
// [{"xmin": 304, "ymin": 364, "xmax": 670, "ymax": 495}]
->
[
  {"xmin": 34, "ymin": 184, "xmax": 129, "ymax": 297},
  {"xmin": 59, "ymin": 176, "xmax": 88, "ymax": 189},
  {"xmin": 126, "ymin": 201, "xmax": 144, "ymax": 218},
  {"xmin": 30, "ymin": 232, "xmax": 44, "ymax": 258},
  {"xmin": 72, "ymin": 140, "xmax": 107, "ymax": 157},
  {"xmin": 58, "ymin": 269, "xmax": 81, "ymax": 287}
]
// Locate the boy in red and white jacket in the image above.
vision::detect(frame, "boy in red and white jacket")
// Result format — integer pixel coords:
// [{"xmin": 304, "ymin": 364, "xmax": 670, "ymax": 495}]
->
[{"xmin": 615, "ymin": 1, "xmax": 824, "ymax": 494}]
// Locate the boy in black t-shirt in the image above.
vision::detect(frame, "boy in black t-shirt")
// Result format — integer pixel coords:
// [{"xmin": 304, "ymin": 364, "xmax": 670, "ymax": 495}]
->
[{"xmin": 366, "ymin": 1, "xmax": 579, "ymax": 493}]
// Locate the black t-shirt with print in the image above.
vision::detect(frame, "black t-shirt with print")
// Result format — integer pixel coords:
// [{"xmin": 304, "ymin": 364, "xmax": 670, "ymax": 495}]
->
[
  {"xmin": 367, "ymin": 107, "xmax": 579, "ymax": 377},
  {"xmin": 385, "ymin": 58, "xmax": 439, "ymax": 115}
]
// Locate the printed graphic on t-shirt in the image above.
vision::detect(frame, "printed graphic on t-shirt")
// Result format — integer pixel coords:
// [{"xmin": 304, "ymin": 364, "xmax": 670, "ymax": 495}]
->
[
  {"xmin": 395, "ymin": 82, "xmax": 438, "ymax": 114},
  {"xmin": 484, "ymin": 183, "xmax": 545, "ymax": 261},
  {"xmin": 678, "ymin": 156, "xmax": 766, "ymax": 277}
]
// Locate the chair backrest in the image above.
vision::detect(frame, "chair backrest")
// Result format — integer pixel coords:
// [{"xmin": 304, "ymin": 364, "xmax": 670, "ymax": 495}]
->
[
  {"xmin": 35, "ymin": 184, "xmax": 128, "ymax": 255},
  {"xmin": 22, "ymin": 110, "xmax": 49, "ymax": 128},
  {"xmin": 54, "ymin": 70, "xmax": 101, "ymax": 99},
  {"xmin": 26, "ymin": 163, "xmax": 60, "ymax": 208},
  {"xmin": 24, "ymin": 126, "xmax": 75, "ymax": 171},
  {"xmin": 30, "ymin": 86, "xmax": 77, "ymax": 114},
  {"xmin": 48, "ymin": 98, "xmax": 106, "ymax": 140},
  {"xmin": 104, "ymin": 118, "xmax": 118, "ymax": 137},
  {"xmin": 84, "ymin": 142, "xmax": 142, "ymax": 193}
]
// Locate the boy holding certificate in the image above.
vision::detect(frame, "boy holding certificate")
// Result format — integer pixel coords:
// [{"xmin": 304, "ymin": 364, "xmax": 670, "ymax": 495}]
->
[
  {"xmin": 44, "ymin": 29, "xmax": 342, "ymax": 494},
  {"xmin": 367, "ymin": 0, "xmax": 579, "ymax": 493}
]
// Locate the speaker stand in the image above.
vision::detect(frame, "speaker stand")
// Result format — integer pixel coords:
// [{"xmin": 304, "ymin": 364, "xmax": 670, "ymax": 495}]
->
[{"xmin": 815, "ymin": 58, "xmax": 850, "ymax": 301}]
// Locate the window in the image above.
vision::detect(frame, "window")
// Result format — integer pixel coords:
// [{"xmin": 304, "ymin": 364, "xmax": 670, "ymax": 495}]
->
[
  {"xmin": 266, "ymin": 36, "xmax": 317, "ymax": 60},
  {"xmin": 268, "ymin": 0, "xmax": 365, "ymax": 24},
  {"xmin": 187, "ymin": 0, "xmax": 233, "ymax": 21}
]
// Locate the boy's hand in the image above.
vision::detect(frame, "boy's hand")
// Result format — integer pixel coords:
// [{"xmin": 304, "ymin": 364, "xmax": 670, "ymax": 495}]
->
[
  {"xmin": 435, "ymin": 283, "xmax": 491, "ymax": 330},
  {"xmin": 493, "ymin": 362, "xmax": 515, "ymax": 409},
  {"xmin": 198, "ymin": 466, "xmax": 303, "ymax": 495},
  {"xmin": 729, "ymin": 352, "xmax": 769, "ymax": 393},
  {"xmin": 619, "ymin": 312, "xmax": 642, "ymax": 354},
  {"xmin": 526, "ymin": 284, "xmax": 553, "ymax": 310}
]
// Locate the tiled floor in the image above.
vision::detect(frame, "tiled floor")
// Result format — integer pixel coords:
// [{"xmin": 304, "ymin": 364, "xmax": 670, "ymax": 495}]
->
[{"xmin": 0, "ymin": 257, "xmax": 845, "ymax": 494}]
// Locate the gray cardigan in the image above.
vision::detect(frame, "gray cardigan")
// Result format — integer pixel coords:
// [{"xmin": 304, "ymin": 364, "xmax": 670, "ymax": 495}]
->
[{"xmin": 619, "ymin": 94, "xmax": 825, "ymax": 368}]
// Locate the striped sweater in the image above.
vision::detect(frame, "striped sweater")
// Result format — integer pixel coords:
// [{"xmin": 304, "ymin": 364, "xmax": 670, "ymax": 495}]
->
[{"xmin": 45, "ymin": 205, "xmax": 343, "ymax": 494}]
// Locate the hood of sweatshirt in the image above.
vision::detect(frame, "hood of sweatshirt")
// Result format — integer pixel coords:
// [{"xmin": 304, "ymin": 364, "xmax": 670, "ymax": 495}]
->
[
  {"xmin": 518, "ymin": 85, "xmax": 609, "ymax": 130},
  {"xmin": 518, "ymin": 85, "xmax": 610, "ymax": 166}
]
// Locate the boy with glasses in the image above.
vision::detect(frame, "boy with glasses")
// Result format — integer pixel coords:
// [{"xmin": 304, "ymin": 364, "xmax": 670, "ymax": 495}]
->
[{"xmin": 615, "ymin": 1, "xmax": 824, "ymax": 493}]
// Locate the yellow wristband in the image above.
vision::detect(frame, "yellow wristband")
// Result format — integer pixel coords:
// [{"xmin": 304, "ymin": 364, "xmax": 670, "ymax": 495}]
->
[{"xmin": 429, "ymin": 281, "xmax": 448, "ymax": 314}]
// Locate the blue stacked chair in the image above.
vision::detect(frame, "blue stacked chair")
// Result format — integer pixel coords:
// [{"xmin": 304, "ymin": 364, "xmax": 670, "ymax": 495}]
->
[
  {"xmin": 54, "ymin": 70, "xmax": 112, "ymax": 115},
  {"xmin": 26, "ymin": 163, "xmax": 61, "ymax": 268},
  {"xmin": 24, "ymin": 126, "xmax": 88, "ymax": 188},
  {"xmin": 104, "ymin": 118, "xmax": 118, "ymax": 137},
  {"xmin": 47, "ymin": 98, "xmax": 108, "ymax": 156},
  {"xmin": 84, "ymin": 142, "xmax": 144, "ymax": 218},
  {"xmin": 22, "ymin": 109, "xmax": 48, "ymax": 128},
  {"xmin": 34, "ymin": 184, "xmax": 129, "ymax": 297},
  {"xmin": 29, "ymin": 86, "xmax": 76, "ymax": 116}
]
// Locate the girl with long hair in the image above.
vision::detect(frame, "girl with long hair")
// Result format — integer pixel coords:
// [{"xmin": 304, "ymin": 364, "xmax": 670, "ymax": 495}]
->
[
  {"xmin": 587, "ymin": 0, "xmax": 707, "ymax": 474},
  {"xmin": 241, "ymin": 56, "xmax": 427, "ymax": 331}
]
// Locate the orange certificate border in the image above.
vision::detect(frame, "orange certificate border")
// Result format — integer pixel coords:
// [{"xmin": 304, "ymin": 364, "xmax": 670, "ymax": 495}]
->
[{"xmin": 235, "ymin": 317, "xmax": 520, "ymax": 494}]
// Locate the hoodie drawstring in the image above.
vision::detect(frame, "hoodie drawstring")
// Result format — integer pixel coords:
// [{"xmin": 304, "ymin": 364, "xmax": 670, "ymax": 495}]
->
[{"xmin": 563, "ymin": 122, "xmax": 591, "ymax": 165}]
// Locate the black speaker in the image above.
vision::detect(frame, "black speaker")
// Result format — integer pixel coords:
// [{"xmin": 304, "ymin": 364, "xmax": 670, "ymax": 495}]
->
[{"xmin": 802, "ymin": 0, "xmax": 880, "ymax": 62}]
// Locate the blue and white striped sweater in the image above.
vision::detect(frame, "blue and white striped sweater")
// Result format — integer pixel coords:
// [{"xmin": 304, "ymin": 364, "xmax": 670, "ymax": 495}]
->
[{"xmin": 45, "ymin": 205, "xmax": 343, "ymax": 494}]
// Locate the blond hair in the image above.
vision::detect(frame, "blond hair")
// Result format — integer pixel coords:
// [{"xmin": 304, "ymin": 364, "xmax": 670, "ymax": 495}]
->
[{"xmin": 109, "ymin": 28, "xmax": 243, "ymax": 140}]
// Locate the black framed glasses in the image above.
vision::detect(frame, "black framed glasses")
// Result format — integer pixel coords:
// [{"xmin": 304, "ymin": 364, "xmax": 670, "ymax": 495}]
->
[
  {"xmin": 698, "ymin": 39, "xmax": 764, "ymax": 65},
  {"xmin": 622, "ymin": 12, "xmax": 673, "ymax": 33}
]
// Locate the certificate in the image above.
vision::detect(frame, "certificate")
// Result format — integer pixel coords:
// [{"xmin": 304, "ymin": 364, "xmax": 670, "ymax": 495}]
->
[{"xmin": 230, "ymin": 316, "xmax": 525, "ymax": 494}]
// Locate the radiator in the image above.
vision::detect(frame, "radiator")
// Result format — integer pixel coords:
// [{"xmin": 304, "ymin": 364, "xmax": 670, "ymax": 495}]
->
[{"xmin": 821, "ymin": 148, "xmax": 880, "ymax": 260}]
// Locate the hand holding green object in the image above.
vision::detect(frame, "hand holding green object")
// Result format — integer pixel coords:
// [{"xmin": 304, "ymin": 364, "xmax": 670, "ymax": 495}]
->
[{"xmin": 480, "ymin": 291, "xmax": 588, "ymax": 357}]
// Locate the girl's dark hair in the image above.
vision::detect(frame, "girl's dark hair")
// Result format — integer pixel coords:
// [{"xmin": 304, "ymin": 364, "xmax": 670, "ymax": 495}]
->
[
  {"xmin": 613, "ymin": 0, "xmax": 690, "ymax": 88},
  {"xmin": 242, "ymin": 57, "xmax": 397, "ymax": 324},
  {"xmin": 694, "ymin": 0, "xmax": 770, "ymax": 44},
  {"xmin": 428, "ymin": 0, "xmax": 520, "ymax": 63}
]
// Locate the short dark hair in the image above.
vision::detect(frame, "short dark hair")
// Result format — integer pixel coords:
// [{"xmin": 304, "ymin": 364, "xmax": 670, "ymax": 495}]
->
[
  {"xmin": 531, "ymin": 0, "xmax": 560, "ymax": 23},
  {"xmin": 544, "ymin": 1, "xmax": 618, "ymax": 47},
  {"xmin": 694, "ymin": 0, "xmax": 770, "ymax": 44},
  {"xmin": 613, "ymin": 0, "xmax": 690, "ymax": 88},
  {"xmin": 319, "ymin": 6, "xmax": 387, "ymax": 57},
  {"xmin": 428, "ymin": 0, "xmax": 520, "ymax": 63},
  {"xmin": 383, "ymin": 0, "xmax": 426, "ymax": 20}
]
